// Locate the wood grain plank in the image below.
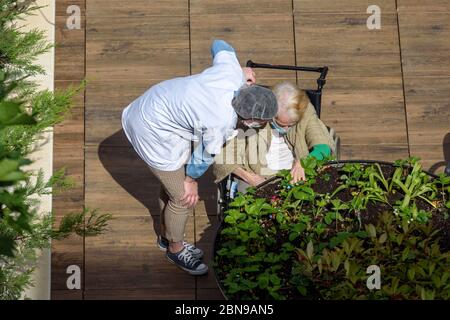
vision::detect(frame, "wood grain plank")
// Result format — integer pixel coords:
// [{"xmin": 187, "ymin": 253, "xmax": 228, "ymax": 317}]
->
[
  {"xmin": 191, "ymin": 0, "xmax": 292, "ymax": 15},
  {"xmin": 86, "ymin": 16, "xmax": 189, "ymax": 42},
  {"xmin": 85, "ymin": 44, "xmax": 189, "ymax": 81},
  {"xmin": 410, "ymin": 144, "xmax": 450, "ymax": 175},
  {"xmin": 295, "ymin": 13, "xmax": 401, "ymax": 77},
  {"xmin": 55, "ymin": 15, "xmax": 85, "ymax": 81},
  {"xmin": 399, "ymin": 13, "xmax": 450, "ymax": 76},
  {"xmin": 51, "ymin": 290, "xmax": 83, "ymax": 300},
  {"xmin": 340, "ymin": 144, "xmax": 409, "ymax": 161},
  {"xmin": 56, "ymin": 0, "xmax": 85, "ymax": 16},
  {"xmin": 53, "ymin": 106, "xmax": 84, "ymax": 149},
  {"xmin": 54, "ymin": 80, "xmax": 84, "ymax": 149},
  {"xmin": 51, "ymin": 232, "xmax": 84, "ymax": 291},
  {"xmin": 404, "ymin": 77, "xmax": 450, "ymax": 145},
  {"xmin": 85, "ymin": 80, "xmax": 159, "ymax": 146},
  {"xmin": 397, "ymin": 0, "xmax": 450, "ymax": 12},
  {"xmin": 52, "ymin": 146, "xmax": 84, "ymax": 217},
  {"xmin": 84, "ymin": 288, "xmax": 195, "ymax": 300},
  {"xmin": 190, "ymin": 14, "xmax": 296, "ymax": 79},
  {"xmin": 85, "ymin": 145, "xmax": 163, "ymax": 216},
  {"xmin": 86, "ymin": 16, "xmax": 189, "ymax": 80},
  {"xmin": 196, "ymin": 288, "xmax": 225, "ymax": 300},
  {"xmin": 297, "ymin": 77, "xmax": 407, "ymax": 145},
  {"xmin": 84, "ymin": 215, "xmax": 196, "ymax": 290},
  {"xmin": 195, "ymin": 215, "xmax": 221, "ymax": 290},
  {"xmin": 87, "ymin": 0, "xmax": 188, "ymax": 16},
  {"xmin": 294, "ymin": 0, "xmax": 396, "ymax": 13}
]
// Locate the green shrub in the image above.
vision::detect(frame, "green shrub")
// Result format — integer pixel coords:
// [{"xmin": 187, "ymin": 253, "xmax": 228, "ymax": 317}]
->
[{"xmin": 0, "ymin": 1, "xmax": 112, "ymax": 300}]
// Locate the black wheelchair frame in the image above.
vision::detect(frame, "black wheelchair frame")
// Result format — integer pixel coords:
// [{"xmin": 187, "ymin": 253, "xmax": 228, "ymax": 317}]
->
[{"xmin": 217, "ymin": 60, "xmax": 337, "ymax": 218}]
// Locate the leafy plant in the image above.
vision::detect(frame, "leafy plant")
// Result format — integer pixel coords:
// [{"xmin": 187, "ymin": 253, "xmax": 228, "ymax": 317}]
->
[
  {"xmin": 0, "ymin": 1, "xmax": 112, "ymax": 300},
  {"xmin": 215, "ymin": 158, "xmax": 450, "ymax": 300},
  {"xmin": 296, "ymin": 213, "xmax": 450, "ymax": 300}
]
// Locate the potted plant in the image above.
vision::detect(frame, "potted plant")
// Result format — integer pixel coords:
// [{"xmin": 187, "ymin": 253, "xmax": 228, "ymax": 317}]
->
[{"xmin": 213, "ymin": 157, "xmax": 450, "ymax": 300}]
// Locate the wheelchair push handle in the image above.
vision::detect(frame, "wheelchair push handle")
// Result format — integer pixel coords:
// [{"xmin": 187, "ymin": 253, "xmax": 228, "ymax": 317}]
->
[{"xmin": 246, "ymin": 60, "xmax": 328, "ymax": 90}]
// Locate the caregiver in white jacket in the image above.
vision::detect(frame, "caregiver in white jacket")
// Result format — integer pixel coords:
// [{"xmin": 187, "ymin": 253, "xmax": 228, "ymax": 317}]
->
[{"xmin": 121, "ymin": 40, "xmax": 278, "ymax": 275}]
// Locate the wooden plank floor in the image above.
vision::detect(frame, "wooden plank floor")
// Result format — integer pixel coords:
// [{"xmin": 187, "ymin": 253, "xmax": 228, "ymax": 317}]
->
[{"xmin": 52, "ymin": 0, "xmax": 450, "ymax": 299}]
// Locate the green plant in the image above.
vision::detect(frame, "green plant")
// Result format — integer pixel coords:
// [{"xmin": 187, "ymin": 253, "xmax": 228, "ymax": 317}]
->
[
  {"xmin": 215, "ymin": 158, "xmax": 450, "ymax": 300},
  {"xmin": 296, "ymin": 213, "xmax": 450, "ymax": 300},
  {"xmin": 0, "ymin": 1, "xmax": 112, "ymax": 300}
]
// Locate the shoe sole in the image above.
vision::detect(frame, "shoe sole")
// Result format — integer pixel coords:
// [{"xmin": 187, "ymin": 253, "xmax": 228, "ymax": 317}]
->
[
  {"xmin": 157, "ymin": 242, "xmax": 167, "ymax": 252},
  {"xmin": 166, "ymin": 255, "xmax": 209, "ymax": 276}
]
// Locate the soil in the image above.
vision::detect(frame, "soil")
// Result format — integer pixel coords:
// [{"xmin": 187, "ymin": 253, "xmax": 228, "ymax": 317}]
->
[
  {"xmin": 254, "ymin": 163, "xmax": 450, "ymax": 250},
  {"xmin": 216, "ymin": 163, "xmax": 450, "ymax": 299}
]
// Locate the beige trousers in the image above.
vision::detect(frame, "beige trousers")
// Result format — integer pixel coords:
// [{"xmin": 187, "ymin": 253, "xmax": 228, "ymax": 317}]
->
[{"xmin": 149, "ymin": 165, "xmax": 191, "ymax": 242}]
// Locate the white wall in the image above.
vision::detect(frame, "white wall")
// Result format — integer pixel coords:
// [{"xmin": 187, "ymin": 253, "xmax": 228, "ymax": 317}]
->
[{"xmin": 20, "ymin": 0, "xmax": 55, "ymax": 300}]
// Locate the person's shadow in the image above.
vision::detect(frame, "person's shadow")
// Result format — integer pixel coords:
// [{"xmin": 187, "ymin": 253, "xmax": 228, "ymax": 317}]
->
[
  {"xmin": 98, "ymin": 129, "xmax": 221, "ymax": 294},
  {"xmin": 428, "ymin": 132, "xmax": 450, "ymax": 175},
  {"xmin": 99, "ymin": 130, "xmax": 162, "ymax": 235}
]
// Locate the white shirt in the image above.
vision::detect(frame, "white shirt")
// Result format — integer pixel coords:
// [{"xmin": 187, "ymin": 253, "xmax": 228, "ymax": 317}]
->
[
  {"xmin": 121, "ymin": 51, "xmax": 244, "ymax": 171},
  {"xmin": 265, "ymin": 130, "xmax": 294, "ymax": 171}
]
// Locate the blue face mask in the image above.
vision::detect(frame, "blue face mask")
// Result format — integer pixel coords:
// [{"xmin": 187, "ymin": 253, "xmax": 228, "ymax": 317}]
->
[{"xmin": 270, "ymin": 121, "xmax": 289, "ymax": 135}]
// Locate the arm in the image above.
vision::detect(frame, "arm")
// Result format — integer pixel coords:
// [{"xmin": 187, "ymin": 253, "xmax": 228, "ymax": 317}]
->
[
  {"xmin": 233, "ymin": 167, "xmax": 266, "ymax": 187},
  {"xmin": 211, "ymin": 39, "xmax": 236, "ymax": 59},
  {"xmin": 290, "ymin": 145, "xmax": 331, "ymax": 184},
  {"xmin": 211, "ymin": 40, "xmax": 255, "ymax": 85},
  {"xmin": 207, "ymin": 40, "xmax": 246, "ymax": 90},
  {"xmin": 304, "ymin": 105, "xmax": 334, "ymax": 159},
  {"xmin": 186, "ymin": 141, "xmax": 215, "ymax": 179}
]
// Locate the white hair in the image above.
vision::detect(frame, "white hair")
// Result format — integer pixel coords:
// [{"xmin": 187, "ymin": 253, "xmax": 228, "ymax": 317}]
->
[{"xmin": 272, "ymin": 82, "xmax": 309, "ymax": 122}]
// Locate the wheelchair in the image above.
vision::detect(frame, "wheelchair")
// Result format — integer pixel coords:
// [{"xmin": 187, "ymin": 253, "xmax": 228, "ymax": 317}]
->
[{"xmin": 217, "ymin": 60, "xmax": 341, "ymax": 219}]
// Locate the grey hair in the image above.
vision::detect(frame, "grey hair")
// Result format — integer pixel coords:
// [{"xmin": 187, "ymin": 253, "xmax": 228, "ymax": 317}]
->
[{"xmin": 272, "ymin": 81, "xmax": 309, "ymax": 122}]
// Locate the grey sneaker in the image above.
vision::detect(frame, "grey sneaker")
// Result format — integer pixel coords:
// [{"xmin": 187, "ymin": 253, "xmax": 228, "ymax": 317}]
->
[
  {"xmin": 157, "ymin": 236, "xmax": 204, "ymax": 259},
  {"xmin": 166, "ymin": 247, "xmax": 208, "ymax": 276}
]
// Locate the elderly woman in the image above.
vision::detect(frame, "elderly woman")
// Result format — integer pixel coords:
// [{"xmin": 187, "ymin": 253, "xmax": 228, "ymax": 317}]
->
[{"xmin": 213, "ymin": 81, "xmax": 336, "ymax": 190}]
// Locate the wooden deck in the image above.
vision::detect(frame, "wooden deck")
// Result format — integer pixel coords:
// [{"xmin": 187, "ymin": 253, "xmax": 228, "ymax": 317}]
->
[{"xmin": 52, "ymin": 0, "xmax": 450, "ymax": 299}]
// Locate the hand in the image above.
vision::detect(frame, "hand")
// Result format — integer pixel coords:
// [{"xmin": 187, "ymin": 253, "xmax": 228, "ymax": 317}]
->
[
  {"xmin": 246, "ymin": 172, "xmax": 266, "ymax": 187},
  {"xmin": 290, "ymin": 160, "xmax": 306, "ymax": 184},
  {"xmin": 181, "ymin": 176, "xmax": 200, "ymax": 208},
  {"xmin": 242, "ymin": 67, "xmax": 256, "ymax": 85}
]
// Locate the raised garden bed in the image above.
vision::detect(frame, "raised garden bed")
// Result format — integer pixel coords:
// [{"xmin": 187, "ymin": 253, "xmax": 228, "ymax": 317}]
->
[{"xmin": 213, "ymin": 158, "xmax": 450, "ymax": 300}]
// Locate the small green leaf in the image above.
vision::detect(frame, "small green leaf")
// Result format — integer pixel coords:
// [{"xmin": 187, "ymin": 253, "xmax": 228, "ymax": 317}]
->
[
  {"xmin": 407, "ymin": 268, "xmax": 415, "ymax": 281},
  {"xmin": 258, "ymin": 274, "xmax": 269, "ymax": 289},
  {"xmin": 297, "ymin": 286, "xmax": 307, "ymax": 296},
  {"xmin": 306, "ymin": 240, "xmax": 314, "ymax": 260},
  {"xmin": 365, "ymin": 224, "xmax": 377, "ymax": 238},
  {"xmin": 0, "ymin": 235, "xmax": 16, "ymax": 257},
  {"xmin": 289, "ymin": 232, "xmax": 299, "ymax": 241},
  {"xmin": 276, "ymin": 212, "xmax": 285, "ymax": 224}
]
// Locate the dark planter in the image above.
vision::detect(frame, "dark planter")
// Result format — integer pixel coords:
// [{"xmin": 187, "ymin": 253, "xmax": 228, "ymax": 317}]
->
[{"xmin": 212, "ymin": 160, "xmax": 440, "ymax": 300}]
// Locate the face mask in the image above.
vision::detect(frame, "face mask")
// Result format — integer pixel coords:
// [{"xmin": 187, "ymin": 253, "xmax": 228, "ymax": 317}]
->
[{"xmin": 270, "ymin": 121, "xmax": 289, "ymax": 135}]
